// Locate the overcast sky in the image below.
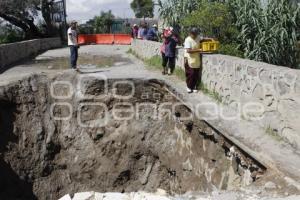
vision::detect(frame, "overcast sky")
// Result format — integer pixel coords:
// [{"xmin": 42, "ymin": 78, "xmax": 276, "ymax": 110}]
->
[{"xmin": 66, "ymin": 0, "xmax": 136, "ymax": 22}]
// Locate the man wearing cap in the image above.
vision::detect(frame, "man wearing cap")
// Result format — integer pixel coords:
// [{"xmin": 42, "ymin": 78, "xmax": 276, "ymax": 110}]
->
[{"xmin": 68, "ymin": 21, "xmax": 79, "ymax": 70}]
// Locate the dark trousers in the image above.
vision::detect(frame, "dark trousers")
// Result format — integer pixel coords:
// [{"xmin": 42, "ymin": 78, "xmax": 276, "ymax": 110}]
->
[
  {"xmin": 162, "ymin": 53, "xmax": 176, "ymax": 72},
  {"xmin": 70, "ymin": 46, "xmax": 78, "ymax": 68},
  {"xmin": 184, "ymin": 58, "xmax": 201, "ymax": 90}
]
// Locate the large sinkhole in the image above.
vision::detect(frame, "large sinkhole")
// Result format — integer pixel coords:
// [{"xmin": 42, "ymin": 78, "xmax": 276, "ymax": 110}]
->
[{"xmin": 0, "ymin": 73, "xmax": 266, "ymax": 200}]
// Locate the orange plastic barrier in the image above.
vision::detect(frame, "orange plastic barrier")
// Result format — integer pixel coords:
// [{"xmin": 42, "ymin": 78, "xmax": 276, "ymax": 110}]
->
[
  {"xmin": 114, "ymin": 34, "xmax": 132, "ymax": 45},
  {"xmin": 96, "ymin": 34, "xmax": 114, "ymax": 44},
  {"xmin": 78, "ymin": 34, "xmax": 132, "ymax": 45},
  {"xmin": 78, "ymin": 34, "xmax": 97, "ymax": 44}
]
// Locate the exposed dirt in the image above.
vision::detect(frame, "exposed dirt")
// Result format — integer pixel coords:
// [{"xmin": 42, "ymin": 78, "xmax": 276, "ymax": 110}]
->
[
  {"xmin": 0, "ymin": 72, "xmax": 271, "ymax": 200},
  {"xmin": 20, "ymin": 54, "xmax": 133, "ymax": 70}
]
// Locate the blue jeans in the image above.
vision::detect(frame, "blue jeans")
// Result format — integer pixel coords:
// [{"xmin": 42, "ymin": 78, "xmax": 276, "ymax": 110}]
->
[{"xmin": 70, "ymin": 46, "xmax": 78, "ymax": 68}]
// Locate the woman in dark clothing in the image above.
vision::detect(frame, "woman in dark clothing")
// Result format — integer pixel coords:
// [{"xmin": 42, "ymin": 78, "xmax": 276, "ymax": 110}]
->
[{"xmin": 161, "ymin": 28, "xmax": 178, "ymax": 75}]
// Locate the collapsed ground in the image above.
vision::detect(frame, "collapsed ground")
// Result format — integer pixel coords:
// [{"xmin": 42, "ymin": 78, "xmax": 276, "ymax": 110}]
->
[
  {"xmin": 0, "ymin": 73, "xmax": 269, "ymax": 200},
  {"xmin": 0, "ymin": 45, "xmax": 299, "ymax": 200}
]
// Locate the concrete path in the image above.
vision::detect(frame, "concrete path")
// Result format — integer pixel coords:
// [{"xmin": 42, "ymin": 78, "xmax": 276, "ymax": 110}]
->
[
  {"xmin": 59, "ymin": 190, "xmax": 300, "ymax": 200},
  {"xmin": 2, "ymin": 45, "xmax": 300, "ymax": 199}
]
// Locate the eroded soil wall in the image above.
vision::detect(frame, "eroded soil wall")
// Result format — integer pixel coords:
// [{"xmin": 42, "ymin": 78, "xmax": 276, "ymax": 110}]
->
[{"xmin": 0, "ymin": 73, "xmax": 265, "ymax": 200}]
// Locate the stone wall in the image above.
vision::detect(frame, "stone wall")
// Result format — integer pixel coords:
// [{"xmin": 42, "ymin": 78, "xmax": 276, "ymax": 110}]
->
[
  {"xmin": 0, "ymin": 38, "xmax": 61, "ymax": 71},
  {"xmin": 131, "ymin": 39, "xmax": 185, "ymax": 67},
  {"xmin": 131, "ymin": 39, "xmax": 300, "ymax": 149}
]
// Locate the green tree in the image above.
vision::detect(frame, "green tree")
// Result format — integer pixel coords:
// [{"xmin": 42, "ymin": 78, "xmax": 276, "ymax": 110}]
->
[
  {"xmin": 0, "ymin": 24, "xmax": 25, "ymax": 44},
  {"xmin": 158, "ymin": 0, "xmax": 200, "ymax": 27},
  {"xmin": 93, "ymin": 10, "xmax": 115, "ymax": 34},
  {"xmin": 183, "ymin": 2, "xmax": 237, "ymax": 42},
  {"xmin": 181, "ymin": 1, "xmax": 242, "ymax": 57},
  {"xmin": 0, "ymin": 0, "xmax": 57, "ymax": 38},
  {"xmin": 130, "ymin": 0, "xmax": 154, "ymax": 19}
]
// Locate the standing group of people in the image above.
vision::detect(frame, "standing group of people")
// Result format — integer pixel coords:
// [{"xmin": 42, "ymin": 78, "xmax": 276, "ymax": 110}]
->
[
  {"xmin": 160, "ymin": 27, "xmax": 180, "ymax": 75},
  {"xmin": 68, "ymin": 20, "xmax": 209, "ymax": 94},
  {"xmin": 133, "ymin": 24, "xmax": 207, "ymax": 93},
  {"xmin": 160, "ymin": 27, "xmax": 209, "ymax": 93},
  {"xmin": 132, "ymin": 23, "xmax": 159, "ymax": 42}
]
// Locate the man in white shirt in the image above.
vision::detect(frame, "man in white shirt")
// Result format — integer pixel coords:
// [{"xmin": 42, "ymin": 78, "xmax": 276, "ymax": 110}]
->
[{"xmin": 68, "ymin": 21, "xmax": 79, "ymax": 70}]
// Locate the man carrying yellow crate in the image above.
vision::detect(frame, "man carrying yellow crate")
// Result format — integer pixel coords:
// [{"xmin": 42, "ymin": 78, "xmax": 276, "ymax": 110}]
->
[{"xmin": 184, "ymin": 27, "xmax": 216, "ymax": 93}]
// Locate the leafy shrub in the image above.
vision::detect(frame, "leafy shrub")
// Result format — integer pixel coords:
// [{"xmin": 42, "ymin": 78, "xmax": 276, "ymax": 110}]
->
[
  {"xmin": 218, "ymin": 43, "xmax": 244, "ymax": 58},
  {"xmin": 0, "ymin": 24, "xmax": 24, "ymax": 44},
  {"xmin": 182, "ymin": 1, "xmax": 238, "ymax": 43}
]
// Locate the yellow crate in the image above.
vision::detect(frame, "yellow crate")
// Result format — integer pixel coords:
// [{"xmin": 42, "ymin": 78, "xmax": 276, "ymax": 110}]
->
[{"xmin": 200, "ymin": 40, "xmax": 220, "ymax": 52}]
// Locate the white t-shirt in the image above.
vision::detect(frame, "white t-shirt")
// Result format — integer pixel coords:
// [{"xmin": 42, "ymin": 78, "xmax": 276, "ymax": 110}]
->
[
  {"xmin": 68, "ymin": 27, "xmax": 78, "ymax": 46},
  {"xmin": 184, "ymin": 36, "xmax": 202, "ymax": 50}
]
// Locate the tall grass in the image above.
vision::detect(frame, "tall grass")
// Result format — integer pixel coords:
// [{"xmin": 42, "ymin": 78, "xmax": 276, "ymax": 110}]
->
[{"xmin": 230, "ymin": 0, "xmax": 300, "ymax": 68}]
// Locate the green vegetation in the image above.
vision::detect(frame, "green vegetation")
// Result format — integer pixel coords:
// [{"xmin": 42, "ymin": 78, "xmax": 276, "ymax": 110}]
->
[
  {"xmin": 182, "ymin": 2, "xmax": 237, "ymax": 43},
  {"xmin": 0, "ymin": 23, "xmax": 24, "ymax": 44},
  {"xmin": 198, "ymin": 83, "xmax": 222, "ymax": 104},
  {"xmin": 181, "ymin": 1, "xmax": 243, "ymax": 57},
  {"xmin": 91, "ymin": 11, "xmax": 115, "ymax": 34},
  {"xmin": 174, "ymin": 67, "xmax": 186, "ymax": 81},
  {"xmin": 266, "ymin": 126, "xmax": 282, "ymax": 142},
  {"xmin": 158, "ymin": 0, "xmax": 300, "ymax": 68},
  {"xmin": 126, "ymin": 48, "xmax": 143, "ymax": 60},
  {"xmin": 144, "ymin": 55, "xmax": 162, "ymax": 69},
  {"xmin": 218, "ymin": 43, "xmax": 244, "ymax": 58},
  {"xmin": 158, "ymin": 0, "xmax": 200, "ymax": 27},
  {"xmin": 143, "ymin": 57, "xmax": 187, "ymax": 82},
  {"xmin": 80, "ymin": 11, "xmax": 132, "ymax": 34},
  {"xmin": 128, "ymin": 48, "xmax": 223, "ymax": 103},
  {"xmin": 230, "ymin": 0, "xmax": 300, "ymax": 68},
  {"xmin": 126, "ymin": 48, "xmax": 134, "ymax": 54},
  {"xmin": 130, "ymin": 0, "xmax": 154, "ymax": 19},
  {"xmin": 0, "ymin": 0, "xmax": 60, "ymax": 39}
]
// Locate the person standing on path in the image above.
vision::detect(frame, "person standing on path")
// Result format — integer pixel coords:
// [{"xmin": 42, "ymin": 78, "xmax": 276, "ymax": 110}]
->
[
  {"xmin": 138, "ymin": 23, "xmax": 148, "ymax": 40},
  {"xmin": 161, "ymin": 27, "xmax": 178, "ymax": 75},
  {"xmin": 68, "ymin": 21, "xmax": 79, "ymax": 70},
  {"xmin": 132, "ymin": 24, "xmax": 139, "ymax": 38},
  {"xmin": 184, "ymin": 27, "xmax": 203, "ymax": 93}
]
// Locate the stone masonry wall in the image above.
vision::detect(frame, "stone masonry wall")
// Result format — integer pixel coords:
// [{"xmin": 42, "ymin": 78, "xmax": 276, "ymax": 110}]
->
[
  {"xmin": 131, "ymin": 39, "xmax": 185, "ymax": 67},
  {"xmin": 0, "ymin": 38, "xmax": 61, "ymax": 71},
  {"xmin": 131, "ymin": 39, "xmax": 300, "ymax": 149}
]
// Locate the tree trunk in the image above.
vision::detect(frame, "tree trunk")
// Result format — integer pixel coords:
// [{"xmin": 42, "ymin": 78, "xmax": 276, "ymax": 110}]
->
[
  {"xmin": 0, "ymin": 13, "xmax": 29, "ymax": 32},
  {"xmin": 0, "ymin": 13, "xmax": 42, "ymax": 39},
  {"xmin": 24, "ymin": 18, "xmax": 43, "ymax": 38},
  {"xmin": 41, "ymin": 0, "xmax": 55, "ymax": 37}
]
